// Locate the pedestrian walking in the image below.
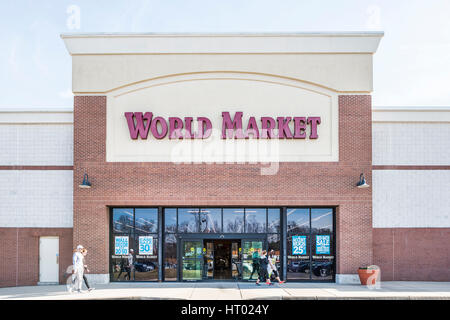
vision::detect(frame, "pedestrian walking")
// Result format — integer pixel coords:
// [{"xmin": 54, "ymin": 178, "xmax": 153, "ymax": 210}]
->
[
  {"xmin": 250, "ymin": 249, "xmax": 260, "ymax": 282},
  {"xmin": 117, "ymin": 248, "xmax": 135, "ymax": 280},
  {"xmin": 117, "ymin": 257, "xmax": 127, "ymax": 280},
  {"xmin": 81, "ymin": 248, "xmax": 95, "ymax": 291},
  {"xmin": 71, "ymin": 245, "xmax": 85, "ymax": 293},
  {"xmin": 127, "ymin": 249, "xmax": 135, "ymax": 280},
  {"xmin": 258, "ymin": 250, "xmax": 271, "ymax": 285},
  {"xmin": 268, "ymin": 250, "xmax": 285, "ymax": 284}
]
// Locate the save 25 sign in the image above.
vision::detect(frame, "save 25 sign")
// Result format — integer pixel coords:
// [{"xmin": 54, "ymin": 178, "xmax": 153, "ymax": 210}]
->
[
  {"xmin": 139, "ymin": 236, "xmax": 153, "ymax": 255},
  {"xmin": 292, "ymin": 236, "xmax": 307, "ymax": 255}
]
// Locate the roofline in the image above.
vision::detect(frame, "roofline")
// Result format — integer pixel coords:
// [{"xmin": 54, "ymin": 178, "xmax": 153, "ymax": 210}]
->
[
  {"xmin": 1, "ymin": 106, "xmax": 448, "ymax": 114},
  {"xmin": 0, "ymin": 107, "xmax": 73, "ymax": 113},
  {"xmin": 61, "ymin": 31, "xmax": 384, "ymax": 55},
  {"xmin": 61, "ymin": 31, "xmax": 385, "ymax": 38},
  {"xmin": 372, "ymin": 106, "xmax": 450, "ymax": 123},
  {"xmin": 372, "ymin": 106, "xmax": 450, "ymax": 112}
]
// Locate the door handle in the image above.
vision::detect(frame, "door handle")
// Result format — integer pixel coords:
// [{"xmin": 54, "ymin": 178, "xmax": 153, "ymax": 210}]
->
[{"xmin": 56, "ymin": 255, "xmax": 59, "ymax": 264}]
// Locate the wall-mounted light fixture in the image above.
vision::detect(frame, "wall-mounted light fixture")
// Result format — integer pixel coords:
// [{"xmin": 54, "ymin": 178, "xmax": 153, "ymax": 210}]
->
[
  {"xmin": 356, "ymin": 173, "xmax": 370, "ymax": 188},
  {"xmin": 79, "ymin": 173, "xmax": 92, "ymax": 188}
]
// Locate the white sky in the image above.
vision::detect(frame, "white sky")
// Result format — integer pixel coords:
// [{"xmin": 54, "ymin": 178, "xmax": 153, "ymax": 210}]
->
[{"xmin": 0, "ymin": 0, "xmax": 449, "ymax": 107}]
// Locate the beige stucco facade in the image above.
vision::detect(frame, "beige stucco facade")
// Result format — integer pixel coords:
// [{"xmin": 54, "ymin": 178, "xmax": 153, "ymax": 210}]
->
[{"xmin": 62, "ymin": 33, "xmax": 382, "ymax": 163}]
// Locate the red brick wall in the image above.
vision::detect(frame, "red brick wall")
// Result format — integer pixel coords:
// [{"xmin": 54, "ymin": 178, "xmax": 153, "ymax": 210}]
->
[
  {"xmin": 373, "ymin": 228, "xmax": 450, "ymax": 281},
  {"xmin": 0, "ymin": 228, "xmax": 72, "ymax": 287},
  {"xmin": 73, "ymin": 95, "xmax": 373, "ymax": 276}
]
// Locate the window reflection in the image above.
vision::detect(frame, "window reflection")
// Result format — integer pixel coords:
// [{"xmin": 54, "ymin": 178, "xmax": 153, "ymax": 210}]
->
[
  {"xmin": 178, "ymin": 208, "xmax": 200, "ymax": 233},
  {"xmin": 245, "ymin": 208, "xmax": 266, "ymax": 233},
  {"xmin": 113, "ymin": 208, "xmax": 134, "ymax": 234},
  {"xmin": 135, "ymin": 208, "xmax": 158, "ymax": 234},
  {"xmin": 133, "ymin": 237, "xmax": 158, "ymax": 281},
  {"xmin": 111, "ymin": 208, "xmax": 159, "ymax": 282},
  {"xmin": 164, "ymin": 234, "xmax": 177, "ymax": 281},
  {"xmin": 200, "ymin": 208, "xmax": 221, "ymax": 233},
  {"xmin": 287, "ymin": 208, "xmax": 310, "ymax": 235},
  {"xmin": 164, "ymin": 208, "xmax": 177, "ymax": 233},
  {"xmin": 223, "ymin": 208, "xmax": 244, "ymax": 233},
  {"xmin": 311, "ymin": 208, "xmax": 333, "ymax": 233},
  {"xmin": 267, "ymin": 209, "xmax": 280, "ymax": 233},
  {"xmin": 287, "ymin": 208, "xmax": 335, "ymax": 281}
]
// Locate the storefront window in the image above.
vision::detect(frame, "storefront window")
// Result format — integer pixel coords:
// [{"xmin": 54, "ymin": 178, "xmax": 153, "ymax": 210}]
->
[
  {"xmin": 164, "ymin": 208, "xmax": 177, "ymax": 233},
  {"xmin": 268, "ymin": 234, "xmax": 280, "ymax": 254},
  {"xmin": 112, "ymin": 208, "xmax": 134, "ymax": 234},
  {"xmin": 133, "ymin": 236, "xmax": 158, "ymax": 281},
  {"xmin": 135, "ymin": 208, "xmax": 158, "ymax": 233},
  {"xmin": 178, "ymin": 208, "xmax": 200, "ymax": 233},
  {"xmin": 111, "ymin": 208, "xmax": 159, "ymax": 282},
  {"xmin": 267, "ymin": 208, "xmax": 281, "ymax": 233},
  {"xmin": 286, "ymin": 208, "xmax": 335, "ymax": 281},
  {"xmin": 200, "ymin": 208, "xmax": 222, "ymax": 233},
  {"xmin": 311, "ymin": 208, "xmax": 334, "ymax": 281},
  {"xmin": 311, "ymin": 208, "xmax": 333, "ymax": 233},
  {"xmin": 287, "ymin": 208, "xmax": 310, "ymax": 280},
  {"xmin": 112, "ymin": 206, "xmax": 333, "ymax": 282},
  {"xmin": 164, "ymin": 234, "xmax": 177, "ymax": 281},
  {"xmin": 223, "ymin": 208, "xmax": 244, "ymax": 233},
  {"xmin": 287, "ymin": 208, "xmax": 310, "ymax": 235},
  {"xmin": 245, "ymin": 208, "xmax": 266, "ymax": 233}
]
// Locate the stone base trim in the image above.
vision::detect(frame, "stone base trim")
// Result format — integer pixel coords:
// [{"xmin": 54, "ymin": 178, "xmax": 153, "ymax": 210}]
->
[
  {"xmin": 85, "ymin": 274, "xmax": 110, "ymax": 285},
  {"xmin": 335, "ymin": 274, "xmax": 360, "ymax": 284},
  {"xmin": 37, "ymin": 282, "xmax": 59, "ymax": 286}
]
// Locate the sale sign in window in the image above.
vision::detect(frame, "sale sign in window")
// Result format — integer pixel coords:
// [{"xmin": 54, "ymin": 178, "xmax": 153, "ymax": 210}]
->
[
  {"xmin": 115, "ymin": 236, "xmax": 129, "ymax": 255},
  {"xmin": 316, "ymin": 235, "xmax": 330, "ymax": 254},
  {"xmin": 139, "ymin": 236, "xmax": 153, "ymax": 255},
  {"xmin": 292, "ymin": 236, "xmax": 307, "ymax": 255}
]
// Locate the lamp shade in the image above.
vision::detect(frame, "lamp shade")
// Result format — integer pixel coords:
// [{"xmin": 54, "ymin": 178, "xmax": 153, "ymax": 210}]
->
[
  {"xmin": 356, "ymin": 173, "xmax": 370, "ymax": 188},
  {"xmin": 79, "ymin": 173, "xmax": 91, "ymax": 188}
]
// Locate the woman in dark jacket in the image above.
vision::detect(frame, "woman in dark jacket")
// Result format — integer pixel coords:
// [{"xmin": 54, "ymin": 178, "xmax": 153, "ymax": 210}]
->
[
  {"xmin": 250, "ymin": 249, "xmax": 260, "ymax": 282},
  {"xmin": 258, "ymin": 250, "xmax": 271, "ymax": 285}
]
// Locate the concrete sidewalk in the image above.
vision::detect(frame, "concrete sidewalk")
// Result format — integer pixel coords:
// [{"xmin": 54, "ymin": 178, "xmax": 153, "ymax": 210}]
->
[{"xmin": 0, "ymin": 281, "xmax": 449, "ymax": 300}]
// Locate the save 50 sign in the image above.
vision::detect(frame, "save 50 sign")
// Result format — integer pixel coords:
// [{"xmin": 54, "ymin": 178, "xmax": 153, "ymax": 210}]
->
[
  {"xmin": 139, "ymin": 236, "xmax": 153, "ymax": 255},
  {"xmin": 114, "ymin": 236, "xmax": 129, "ymax": 255}
]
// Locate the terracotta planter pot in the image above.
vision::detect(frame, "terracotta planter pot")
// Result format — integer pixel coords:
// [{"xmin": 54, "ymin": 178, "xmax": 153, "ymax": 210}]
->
[{"xmin": 358, "ymin": 268, "xmax": 379, "ymax": 285}]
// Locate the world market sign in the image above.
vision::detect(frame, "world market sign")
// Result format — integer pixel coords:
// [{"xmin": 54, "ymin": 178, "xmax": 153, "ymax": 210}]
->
[
  {"xmin": 125, "ymin": 112, "xmax": 321, "ymax": 140},
  {"xmin": 106, "ymin": 75, "xmax": 338, "ymax": 163}
]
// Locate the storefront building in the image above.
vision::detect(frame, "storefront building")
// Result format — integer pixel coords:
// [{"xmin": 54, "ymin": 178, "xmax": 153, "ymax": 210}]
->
[{"xmin": 0, "ymin": 33, "xmax": 449, "ymax": 287}]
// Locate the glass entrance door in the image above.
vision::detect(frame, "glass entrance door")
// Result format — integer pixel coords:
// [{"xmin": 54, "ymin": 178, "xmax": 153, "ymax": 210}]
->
[
  {"xmin": 180, "ymin": 240, "xmax": 203, "ymax": 281},
  {"xmin": 203, "ymin": 240, "xmax": 242, "ymax": 280},
  {"xmin": 241, "ymin": 239, "xmax": 264, "ymax": 280}
]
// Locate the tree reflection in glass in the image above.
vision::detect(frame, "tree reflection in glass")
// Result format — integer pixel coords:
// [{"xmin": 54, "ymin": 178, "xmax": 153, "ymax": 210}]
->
[
  {"xmin": 223, "ymin": 208, "xmax": 244, "ymax": 233},
  {"xmin": 178, "ymin": 208, "xmax": 200, "ymax": 233},
  {"xmin": 268, "ymin": 208, "xmax": 281, "ymax": 233},
  {"xmin": 200, "ymin": 208, "xmax": 221, "ymax": 233},
  {"xmin": 245, "ymin": 208, "xmax": 266, "ymax": 233},
  {"xmin": 287, "ymin": 208, "xmax": 310, "ymax": 235},
  {"xmin": 113, "ymin": 208, "xmax": 134, "ymax": 233},
  {"xmin": 135, "ymin": 208, "xmax": 158, "ymax": 234}
]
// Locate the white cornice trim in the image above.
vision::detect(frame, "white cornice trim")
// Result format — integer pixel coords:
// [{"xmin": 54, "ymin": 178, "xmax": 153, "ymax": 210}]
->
[
  {"xmin": 372, "ymin": 106, "xmax": 450, "ymax": 122},
  {"xmin": 61, "ymin": 32, "xmax": 384, "ymax": 55},
  {"xmin": 0, "ymin": 107, "xmax": 73, "ymax": 113},
  {"xmin": 61, "ymin": 31, "xmax": 385, "ymax": 37},
  {"xmin": 0, "ymin": 108, "xmax": 73, "ymax": 124}
]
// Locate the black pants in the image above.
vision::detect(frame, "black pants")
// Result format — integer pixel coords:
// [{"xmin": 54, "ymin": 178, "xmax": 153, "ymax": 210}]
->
[
  {"xmin": 83, "ymin": 274, "xmax": 90, "ymax": 289},
  {"xmin": 272, "ymin": 269, "xmax": 279, "ymax": 278},
  {"xmin": 250, "ymin": 263, "xmax": 260, "ymax": 280},
  {"xmin": 117, "ymin": 267, "xmax": 131, "ymax": 280},
  {"xmin": 71, "ymin": 273, "xmax": 90, "ymax": 289},
  {"xmin": 259, "ymin": 265, "xmax": 269, "ymax": 282}
]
